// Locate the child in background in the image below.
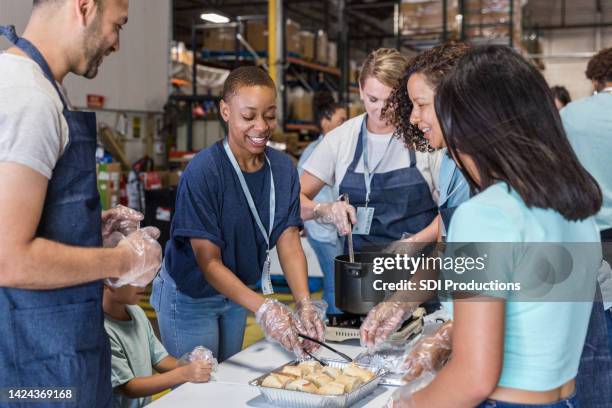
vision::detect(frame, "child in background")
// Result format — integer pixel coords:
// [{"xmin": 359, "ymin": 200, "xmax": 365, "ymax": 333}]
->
[{"xmin": 103, "ymin": 284, "xmax": 213, "ymax": 408}]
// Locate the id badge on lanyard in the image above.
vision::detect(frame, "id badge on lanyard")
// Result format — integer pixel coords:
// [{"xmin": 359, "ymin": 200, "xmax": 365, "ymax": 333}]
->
[
  {"xmin": 223, "ymin": 139, "xmax": 275, "ymax": 295},
  {"xmin": 352, "ymin": 116, "xmax": 393, "ymax": 235}
]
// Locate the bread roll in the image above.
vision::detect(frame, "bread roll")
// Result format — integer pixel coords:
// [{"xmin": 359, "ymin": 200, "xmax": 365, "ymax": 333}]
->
[
  {"xmin": 334, "ymin": 373, "xmax": 362, "ymax": 392},
  {"xmin": 342, "ymin": 363, "xmax": 375, "ymax": 383},
  {"xmin": 262, "ymin": 374, "xmax": 285, "ymax": 389},
  {"xmin": 321, "ymin": 366, "xmax": 342, "ymax": 379},
  {"xmin": 317, "ymin": 382, "xmax": 345, "ymax": 395},
  {"xmin": 298, "ymin": 360, "xmax": 323, "ymax": 375},
  {"xmin": 281, "ymin": 365, "xmax": 303, "ymax": 377},
  {"xmin": 285, "ymin": 379, "xmax": 318, "ymax": 393},
  {"xmin": 305, "ymin": 372, "xmax": 334, "ymax": 387},
  {"xmin": 261, "ymin": 373, "xmax": 296, "ymax": 389}
]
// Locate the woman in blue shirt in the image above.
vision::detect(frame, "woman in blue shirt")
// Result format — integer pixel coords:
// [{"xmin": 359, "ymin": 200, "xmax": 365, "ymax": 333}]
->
[
  {"xmin": 389, "ymin": 45, "xmax": 602, "ymax": 407},
  {"xmin": 361, "ymin": 43, "xmax": 471, "ymax": 348},
  {"xmin": 151, "ymin": 67, "xmax": 325, "ymax": 362}
]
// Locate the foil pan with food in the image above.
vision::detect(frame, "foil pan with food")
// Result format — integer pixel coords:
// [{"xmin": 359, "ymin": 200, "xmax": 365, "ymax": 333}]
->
[{"xmin": 249, "ymin": 359, "xmax": 387, "ymax": 408}]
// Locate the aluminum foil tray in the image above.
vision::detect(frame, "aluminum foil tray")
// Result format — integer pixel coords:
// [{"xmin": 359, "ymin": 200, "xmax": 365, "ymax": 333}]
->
[{"xmin": 248, "ymin": 359, "xmax": 387, "ymax": 408}]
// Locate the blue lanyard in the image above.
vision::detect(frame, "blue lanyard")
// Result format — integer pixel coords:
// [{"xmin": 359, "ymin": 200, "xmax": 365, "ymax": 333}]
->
[
  {"xmin": 360, "ymin": 115, "xmax": 394, "ymax": 206},
  {"xmin": 223, "ymin": 138, "xmax": 275, "ymax": 251}
]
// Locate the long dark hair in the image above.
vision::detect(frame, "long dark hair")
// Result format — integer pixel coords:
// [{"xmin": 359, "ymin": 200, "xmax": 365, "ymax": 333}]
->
[
  {"xmin": 435, "ymin": 45, "xmax": 602, "ymax": 221},
  {"xmin": 313, "ymin": 91, "xmax": 342, "ymax": 133},
  {"xmin": 385, "ymin": 42, "xmax": 469, "ymax": 152}
]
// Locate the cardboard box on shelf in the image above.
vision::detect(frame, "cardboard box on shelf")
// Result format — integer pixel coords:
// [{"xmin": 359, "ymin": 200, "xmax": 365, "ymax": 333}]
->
[
  {"xmin": 399, "ymin": 0, "xmax": 459, "ymax": 36},
  {"xmin": 247, "ymin": 19, "xmax": 301, "ymax": 55},
  {"xmin": 350, "ymin": 60, "xmax": 359, "ymax": 84},
  {"xmin": 203, "ymin": 26, "xmax": 235, "ymax": 52},
  {"xmin": 327, "ymin": 41, "xmax": 338, "ymax": 67},
  {"xmin": 463, "ymin": 0, "xmax": 520, "ymax": 41},
  {"xmin": 286, "ymin": 19, "xmax": 301, "ymax": 55},
  {"xmin": 246, "ymin": 20, "xmax": 268, "ymax": 53},
  {"xmin": 300, "ymin": 31, "xmax": 315, "ymax": 60},
  {"xmin": 97, "ymin": 163, "xmax": 122, "ymax": 210},
  {"xmin": 288, "ymin": 88, "xmax": 313, "ymax": 122},
  {"xmin": 315, "ymin": 30, "xmax": 328, "ymax": 64}
]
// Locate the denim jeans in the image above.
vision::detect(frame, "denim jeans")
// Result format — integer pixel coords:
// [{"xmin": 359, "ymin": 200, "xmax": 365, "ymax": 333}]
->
[
  {"xmin": 307, "ymin": 236, "xmax": 342, "ymax": 314},
  {"xmin": 607, "ymin": 308, "xmax": 612, "ymax": 357},
  {"xmin": 576, "ymin": 301, "xmax": 612, "ymax": 408},
  {"xmin": 476, "ymin": 393, "xmax": 578, "ymax": 408},
  {"xmin": 151, "ymin": 264, "xmax": 247, "ymax": 363}
]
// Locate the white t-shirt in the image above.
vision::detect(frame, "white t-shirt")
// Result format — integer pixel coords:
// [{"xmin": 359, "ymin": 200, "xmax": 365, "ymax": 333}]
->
[
  {"xmin": 303, "ymin": 113, "xmax": 443, "ymax": 203},
  {"xmin": 0, "ymin": 52, "xmax": 70, "ymax": 179}
]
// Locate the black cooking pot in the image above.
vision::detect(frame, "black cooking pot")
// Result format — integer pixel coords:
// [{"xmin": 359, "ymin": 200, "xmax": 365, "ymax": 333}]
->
[{"xmin": 334, "ymin": 252, "xmax": 403, "ymax": 315}]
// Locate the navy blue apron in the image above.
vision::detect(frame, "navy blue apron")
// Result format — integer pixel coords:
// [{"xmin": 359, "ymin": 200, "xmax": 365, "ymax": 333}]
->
[
  {"xmin": 338, "ymin": 115, "xmax": 437, "ymax": 251},
  {"xmin": 0, "ymin": 26, "xmax": 111, "ymax": 407}
]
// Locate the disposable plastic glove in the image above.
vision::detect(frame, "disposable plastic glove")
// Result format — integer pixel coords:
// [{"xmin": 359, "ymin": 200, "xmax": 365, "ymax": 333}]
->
[
  {"xmin": 313, "ymin": 201, "xmax": 357, "ymax": 236},
  {"xmin": 108, "ymin": 227, "xmax": 162, "ymax": 288},
  {"xmin": 295, "ymin": 299, "xmax": 327, "ymax": 351},
  {"xmin": 102, "ymin": 205, "xmax": 144, "ymax": 247},
  {"xmin": 178, "ymin": 345, "xmax": 218, "ymax": 380},
  {"xmin": 386, "ymin": 383, "xmax": 417, "ymax": 408},
  {"xmin": 360, "ymin": 301, "xmax": 416, "ymax": 349},
  {"xmin": 401, "ymin": 320, "xmax": 453, "ymax": 382},
  {"xmin": 256, "ymin": 298, "xmax": 307, "ymax": 359}
]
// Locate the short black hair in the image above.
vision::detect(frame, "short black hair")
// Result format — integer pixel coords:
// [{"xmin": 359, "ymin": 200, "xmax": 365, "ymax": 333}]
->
[
  {"xmin": 222, "ymin": 66, "xmax": 276, "ymax": 102},
  {"xmin": 550, "ymin": 85, "xmax": 571, "ymax": 107},
  {"xmin": 436, "ymin": 45, "xmax": 601, "ymax": 221},
  {"xmin": 313, "ymin": 91, "xmax": 342, "ymax": 132},
  {"xmin": 586, "ymin": 47, "xmax": 612, "ymax": 87}
]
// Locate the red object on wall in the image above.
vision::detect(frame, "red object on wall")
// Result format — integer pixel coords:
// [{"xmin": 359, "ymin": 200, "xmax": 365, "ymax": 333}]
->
[{"xmin": 87, "ymin": 94, "xmax": 106, "ymax": 109}]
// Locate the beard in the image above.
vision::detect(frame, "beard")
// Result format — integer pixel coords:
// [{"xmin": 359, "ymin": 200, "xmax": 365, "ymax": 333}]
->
[{"xmin": 82, "ymin": 15, "xmax": 107, "ymax": 79}]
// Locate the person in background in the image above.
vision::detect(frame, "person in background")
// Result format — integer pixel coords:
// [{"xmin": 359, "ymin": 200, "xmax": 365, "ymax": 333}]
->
[
  {"xmin": 104, "ymin": 284, "xmax": 212, "ymax": 408},
  {"xmin": 300, "ymin": 48, "xmax": 443, "ymax": 255},
  {"xmin": 360, "ymin": 42, "xmax": 471, "ymax": 348},
  {"xmin": 561, "ymin": 46, "xmax": 612, "ymax": 408},
  {"xmin": 297, "ymin": 91, "xmax": 347, "ymax": 316},
  {"xmin": 152, "ymin": 66, "xmax": 325, "ymax": 364},
  {"xmin": 0, "ymin": 1, "xmax": 162, "ymax": 405},
  {"xmin": 389, "ymin": 45, "xmax": 602, "ymax": 408},
  {"xmin": 551, "ymin": 85, "xmax": 572, "ymax": 109}
]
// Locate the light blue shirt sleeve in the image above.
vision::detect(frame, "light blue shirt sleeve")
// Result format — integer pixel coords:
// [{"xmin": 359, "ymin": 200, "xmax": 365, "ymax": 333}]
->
[{"xmin": 438, "ymin": 152, "xmax": 470, "ymax": 208}]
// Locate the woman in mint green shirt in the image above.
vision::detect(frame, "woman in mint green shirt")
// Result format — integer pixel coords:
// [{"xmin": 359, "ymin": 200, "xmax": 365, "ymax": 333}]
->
[{"xmin": 388, "ymin": 45, "xmax": 603, "ymax": 408}]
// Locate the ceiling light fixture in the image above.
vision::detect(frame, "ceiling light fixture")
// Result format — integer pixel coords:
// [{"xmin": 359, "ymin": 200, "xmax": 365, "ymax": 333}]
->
[{"xmin": 200, "ymin": 13, "xmax": 230, "ymax": 24}]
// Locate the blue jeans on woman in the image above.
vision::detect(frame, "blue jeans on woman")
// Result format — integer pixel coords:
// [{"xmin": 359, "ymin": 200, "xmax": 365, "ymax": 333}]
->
[
  {"xmin": 476, "ymin": 394, "xmax": 578, "ymax": 408},
  {"xmin": 151, "ymin": 264, "xmax": 247, "ymax": 363},
  {"xmin": 307, "ymin": 236, "xmax": 342, "ymax": 314}
]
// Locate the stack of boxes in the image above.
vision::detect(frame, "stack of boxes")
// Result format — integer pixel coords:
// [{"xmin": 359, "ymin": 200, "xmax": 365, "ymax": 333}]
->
[
  {"xmin": 204, "ymin": 19, "xmax": 337, "ymax": 67},
  {"xmin": 399, "ymin": 0, "xmax": 519, "ymax": 41},
  {"xmin": 399, "ymin": 0, "xmax": 460, "ymax": 36},
  {"xmin": 464, "ymin": 0, "xmax": 520, "ymax": 41}
]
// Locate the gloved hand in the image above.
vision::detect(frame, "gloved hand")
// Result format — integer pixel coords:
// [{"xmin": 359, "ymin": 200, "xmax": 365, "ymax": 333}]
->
[
  {"xmin": 295, "ymin": 298, "xmax": 327, "ymax": 351},
  {"xmin": 360, "ymin": 301, "xmax": 416, "ymax": 349},
  {"xmin": 401, "ymin": 321, "xmax": 453, "ymax": 382},
  {"xmin": 179, "ymin": 360, "xmax": 213, "ymax": 383},
  {"xmin": 313, "ymin": 201, "xmax": 357, "ymax": 236},
  {"xmin": 256, "ymin": 298, "xmax": 307, "ymax": 359},
  {"xmin": 101, "ymin": 205, "xmax": 144, "ymax": 248},
  {"xmin": 386, "ymin": 384, "xmax": 417, "ymax": 408},
  {"xmin": 109, "ymin": 227, "xmax": 162, "ymax": 288},
  {"xmin": 178, "ymin": 345, "xmax": 218, "ymax": 374}
]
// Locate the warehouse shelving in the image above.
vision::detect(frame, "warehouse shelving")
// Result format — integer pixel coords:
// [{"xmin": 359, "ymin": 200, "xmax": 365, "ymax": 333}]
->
[{"xmin": 170, "ymin": 6, "xmax": 343, "ymax": 151}]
